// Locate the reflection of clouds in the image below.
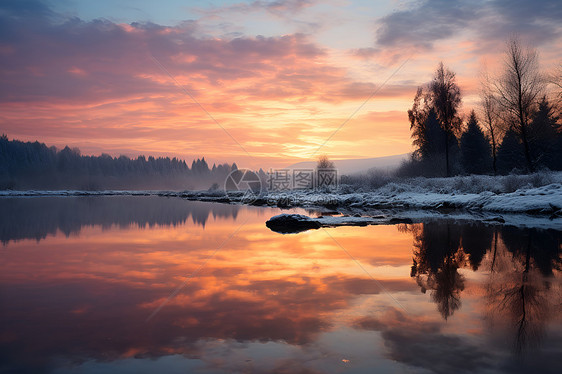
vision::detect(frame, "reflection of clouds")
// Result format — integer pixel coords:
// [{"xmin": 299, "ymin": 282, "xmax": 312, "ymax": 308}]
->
[
  {"xmin": 2, "ymin": 211, "xmax": 560, "ymax": 374},
  {"xmin": 355, "ymin": 308, "xmax": 494, "ymax": 374},
  {"xmin": 0, "ymin": 217, "xmax": 418, "ymax": 374},
  {"xmin": 0, "ymin": 271, "xmax": 417, "ymax": 372},
  {"xmin": 0, "ymin": 276, "xmax": 332, "ymax": 373},
  {"xmin": 192, "ymin": 339, "xmax": 334, "ymax": 374}
]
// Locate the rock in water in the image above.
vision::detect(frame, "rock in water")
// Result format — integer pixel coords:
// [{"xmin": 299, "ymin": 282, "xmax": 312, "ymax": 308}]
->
[{"xmin": 265, "ymin": 214, "xmax": 321, "ymax": 233}]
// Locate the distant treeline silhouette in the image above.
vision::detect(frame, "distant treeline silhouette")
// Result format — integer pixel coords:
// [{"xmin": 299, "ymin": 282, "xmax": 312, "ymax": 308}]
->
[
  {"xmin": 0, "ymin": 134, "xmax": 238, "ymax": 190},
  {"xmin": 400, "ymin": 37, "xmax": 562, "ymax": 177}
]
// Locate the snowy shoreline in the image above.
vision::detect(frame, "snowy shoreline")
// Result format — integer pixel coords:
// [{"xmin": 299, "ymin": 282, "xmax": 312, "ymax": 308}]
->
[
  {"xmin": 2, "ymin": 184, "xmax": 561, "ymax": 216},
  {"xmin": 1, "ymin": 173, "xmax": 561, "ymax": 229}
]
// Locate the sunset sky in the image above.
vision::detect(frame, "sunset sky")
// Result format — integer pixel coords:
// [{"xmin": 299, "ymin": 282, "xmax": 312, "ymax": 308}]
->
[{"xmin": 1, "ymin": 0, "xmax": 561, "ymax": 168}]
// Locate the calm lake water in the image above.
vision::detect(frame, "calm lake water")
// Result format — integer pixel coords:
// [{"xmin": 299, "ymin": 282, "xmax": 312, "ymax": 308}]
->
[{"xmin": 1, "ymin": 196, "xmax": 560, "ymax": 374}]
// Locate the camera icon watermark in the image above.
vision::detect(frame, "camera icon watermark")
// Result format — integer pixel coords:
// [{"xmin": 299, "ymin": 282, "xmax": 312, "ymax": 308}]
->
[
  {"xmin": 224, "ymin": 169, "xmax": 264, "ymax": 203},
  {"xmin": 223, "ymin": 167, "xmax": 339, "ymax": 205}
]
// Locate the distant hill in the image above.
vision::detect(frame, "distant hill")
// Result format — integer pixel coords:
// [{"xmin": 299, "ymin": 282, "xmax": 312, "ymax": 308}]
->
[{"xmin": 287, "ymin": 154, "xmax": 410, "ymax": 176}]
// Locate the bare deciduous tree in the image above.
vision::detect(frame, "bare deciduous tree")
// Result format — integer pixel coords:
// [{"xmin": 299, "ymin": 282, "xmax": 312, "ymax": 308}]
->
[
  {"xmin": 494, "ymin": 37, "xmax": 545, "ymax": 172},
  {"xmin": 549, "ymin": 63, "xmax": 562, "ymax": 127},
  {"xmin": 551, "ymin": 62, "xmax": 562, "ymax": 105},
  {"xmin": 480, "ymin": 70, "xmax": 503, "ymax": 175}
]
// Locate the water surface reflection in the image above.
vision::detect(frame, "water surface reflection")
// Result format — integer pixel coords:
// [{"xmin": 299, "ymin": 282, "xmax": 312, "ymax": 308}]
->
[
  {"xmin": 0, "ymin": 196, "xmax": 241, "ymax": 244},
  {"xmin": 0, "ymin": 197, "xmax": 560, "ymax": 373}
]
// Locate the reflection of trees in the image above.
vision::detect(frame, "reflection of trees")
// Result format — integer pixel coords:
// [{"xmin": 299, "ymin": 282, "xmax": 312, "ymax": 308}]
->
[
  {"xmin": 501, "ymin": 227, "xmax": 561, "ymax": 276},
  {"xmin": 485, "ymin": 227, "xmax": 561, "ymax": 355},
  {"xmin": 407, "ymin": 220, "xmax": 560, "ymax": 355},
  {"xmin": 408, "ymin": 221, "xmax": 560, "ymax": 332},
  {"xmin": 408, "ymin": 221, "xmax": 561, "ymax": 356},
  {"xmin": 0, "ymin": 197, "xmax": 241, "ymax": 244},
  {"xmin": 461, "ymin": 224, "xmax": 493, "ymax": 270},
  {"xmin": 410, "ymin": 223, "xmax": 466, "ymax": 319}
]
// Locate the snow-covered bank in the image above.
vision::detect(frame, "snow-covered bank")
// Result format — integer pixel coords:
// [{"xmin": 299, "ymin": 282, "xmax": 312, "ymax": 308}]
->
[
  {"xmin": 2, "ymin": 181, "xmax": 561, "ymax": 217},
  {"xmin": 191, "ymin": 173, "xmax": 562, "ymax": 229},
  {"xmin": 260, "ymin": 173, "xmax": 562, "ymax": 215},
  {"xmin": 2, "ymin": 179, "xmax": 561, "ymax": 217},
  {"xmin": 260, "ymin": 182, "xmax": 562, "ymax": 215},
  {"xmin": 1, "ymin": 173, "xmax": 561, "ymax": 229}
]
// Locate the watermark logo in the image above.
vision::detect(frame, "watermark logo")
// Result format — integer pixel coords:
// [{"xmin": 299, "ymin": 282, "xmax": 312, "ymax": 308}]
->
[
  {"xmin": 267, "ymin": 168, "xmax": 338, "ymax": 191},
  {"xmin": 224, "ymin": 169, "xmax": 263, "ymax": 203}
]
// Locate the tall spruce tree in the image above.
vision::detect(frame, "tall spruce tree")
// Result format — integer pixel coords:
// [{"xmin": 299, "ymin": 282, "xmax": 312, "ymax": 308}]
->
[
  {"xmin": 460, "ymin": 111, "xmax": 492, "ymax": 174},
  {"xmin": 529, "ymin": 97, "xmax": 561, "ymax": 170},
  {"xmin": 496, "ymin": 129, "xmax": 525, "ymax": 174},
  {"xmin": 408, "ymin": 63, "xmax": 462, "ymax": 177}
]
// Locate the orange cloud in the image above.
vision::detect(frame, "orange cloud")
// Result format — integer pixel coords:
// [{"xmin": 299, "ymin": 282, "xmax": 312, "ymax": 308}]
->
[{"xmin": 1, "ymin": 0, "xmax": 560, "ymax": 169}]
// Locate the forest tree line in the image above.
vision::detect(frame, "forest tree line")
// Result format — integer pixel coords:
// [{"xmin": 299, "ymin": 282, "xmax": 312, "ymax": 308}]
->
[
  {"xmin": 400, "ymin": 37, "xmax": 562, "ymax": 177},
  {"xmin": 0, "ymin": 135, "xmax": 238, "ymax": 190}
]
